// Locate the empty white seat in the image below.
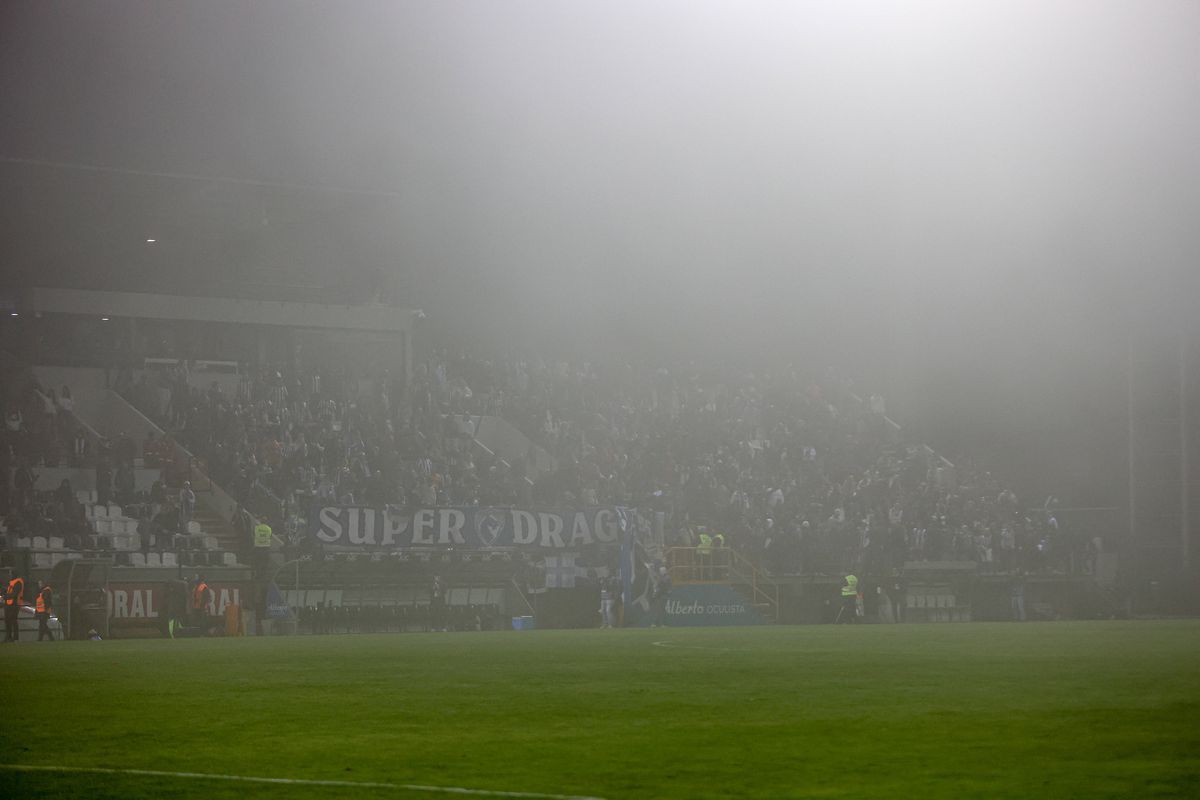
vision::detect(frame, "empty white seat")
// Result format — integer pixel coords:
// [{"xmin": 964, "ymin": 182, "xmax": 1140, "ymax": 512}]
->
[
  {"xmin": 92, "ymin": 504, "xmax": 108, "ymax": 518},
  {"xmin": 107, "ymin": 504, "xmax": 122, "ymax": 518},
  {"xmin": 16, "ymin": 537, "xmax": 31, "ymax": 549},
  {"xmin": 48, "ymin": 537, "xmax": 64, "ymax": 549},
  {"xmin": 203, "ymin": 535, "xmax": 219, "ymax": 551},
  {"xmin": 32, "ymin": 536, "xmax": 47, "ymax": 549},
  {"xmin": 130, "ymin": 552, "xmax": 146, "ymax": 567},
  {"xmin": 133, "ymin": 457, "xmax": 144, "ymax": 468},
  {"xmin": 32, "ymin": 553, "xmax": 52, "ymax": 568},
  {"xmin": 76, "ymin": 489, "xmax": 91, "ymax": 503},
  {"xmin": 112, "ymin": 535, "xmax": 130, "ymax": 550},
  {"xmin": 93, "ymin": 519, "xmax": 110, "ymax": 534},
  {"xmin": 222, "ymin": 552, "xmax": 239, "ymax": 566},
  {"xmin": 187, "ymin": 521, "xmax": 202, "ymax": 535},
  {"xmin": 161, "ymin": 552, "xmax": 177, "ymax": 567},
  {"xmin": 65, "ymin": 552, "xmax": 82, "ymax": 560},
  {"xmin": 145, "ymin": 552, "xmax": 162, "ymax": 567}
]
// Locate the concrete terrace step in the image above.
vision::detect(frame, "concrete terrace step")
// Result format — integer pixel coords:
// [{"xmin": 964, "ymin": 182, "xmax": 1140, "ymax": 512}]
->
[{"xmin": 192, "ymin": 506, "xmax": 242, "ymax": 553}]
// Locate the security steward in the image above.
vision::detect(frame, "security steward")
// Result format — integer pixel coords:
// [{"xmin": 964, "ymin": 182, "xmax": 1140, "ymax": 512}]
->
[
  {"xmin": 35, "ymin": 582, "xmax": 55, "ymax": 641},
  {"xmin": 5, "ymin": 574, "xmax": 26, "ymax": 642},
  {"xmin": 836, "ymin": 573, "xmax": 859, "ymax": 624},
  {"xmin": 191, "ymin": 574, "xmax": 215, "ymax": 629}
]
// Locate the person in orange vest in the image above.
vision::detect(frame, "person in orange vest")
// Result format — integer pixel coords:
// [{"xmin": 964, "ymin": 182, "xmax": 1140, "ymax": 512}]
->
[
  {"xmin": 4, "ymin": 574, "xmax": 26, "ymax": 642},
  {"xmin": 191, "ymin": 574, "xmax": 214, "ymax": 629},
  {"xmin": 35, "ymin": 582, "xmax": 55, "ymax": 641}
]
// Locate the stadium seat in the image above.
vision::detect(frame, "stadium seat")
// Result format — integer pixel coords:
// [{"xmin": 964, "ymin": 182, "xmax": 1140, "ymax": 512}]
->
[
  {"xmin": 203, "ymin": 535, "xmax": 218, "ymax": 550},
  {"xmin": 16, "ymin": 537, "xmax": 31, "ymax": 549},
  {"xmin": 130, "ymin": 552, "xmax": 146, "ymax": 567},
  {"xmin": 48, "ymin": 537, "xmax": 64, "ymax": 549},
  {"xmin": 161, "ymin": 552, "xmax": 177, "ymax": 567},
  {"xmin": 222, "ymin": 552, "xmax": 239, "ymax": 566},
  {"xmin": 146, "ymin": 552, "xmax": 162, "ymax": 567},
  {"xmin": 50, "ymin": 553, "xmax": 65, "ymax": 566},
  {"xmin": 107, "ymin": 504, "xmax": 122, "ymax": 518},
  {"xmin": 92, "ymin": 504, "xmax": 108, "ymax": 518},
  {"xmin": 32, "ymin": 553, "xmax": 51, "ymax": 568},
  {"xmin": 32, "ymin": 536, "xmax": 47, "ymax": 550},
  {"xmin": 186, "ymin": 521, "xmax": 202, "ymax": 535},
  {"xmin": 93, "ymin": 519, "xmax": 110, "ymax": 534},
  {"xmin": 76, "ymin": 489, "xmax": 91, "ymax": 504}
]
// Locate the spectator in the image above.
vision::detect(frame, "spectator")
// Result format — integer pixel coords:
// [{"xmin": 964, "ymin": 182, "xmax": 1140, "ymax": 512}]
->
[
  {"xmin": 179, "ymin": 481, "xmax": 196, "ymax": 531},
  {"xmin": 13, "ymin": 458, "xmax": 36, "ymax": 511}
]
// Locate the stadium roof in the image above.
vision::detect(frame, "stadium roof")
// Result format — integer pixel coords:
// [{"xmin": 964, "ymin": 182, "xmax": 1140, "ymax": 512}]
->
[{"xmin": 14, "ymin": 286, "xmax": 420, "ymax": 333}]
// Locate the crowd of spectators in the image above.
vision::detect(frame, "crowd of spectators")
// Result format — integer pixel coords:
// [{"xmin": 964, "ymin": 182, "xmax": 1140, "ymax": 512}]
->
[
  {"xmin": 1, "ymin": 363, "xmax": 198, "ymax": 563},
  {"xmin": 419, "ymin": 355, "xmax": 1090, "ymax": 576},
  {"xmin": 120, "ymin": 359, "xmax": 531, "ymax": 555},
  {"xmin": 116, "ymin": 351, "xmax": 1092, "ymax": 577}
]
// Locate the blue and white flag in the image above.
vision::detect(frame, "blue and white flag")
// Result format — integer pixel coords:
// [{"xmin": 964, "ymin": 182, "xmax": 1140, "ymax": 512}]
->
[{"xmin": 544, "ymin": 553, "xmax": 578, "ymax": 588}]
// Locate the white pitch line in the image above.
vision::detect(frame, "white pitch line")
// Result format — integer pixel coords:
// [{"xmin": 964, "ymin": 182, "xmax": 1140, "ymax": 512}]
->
[{"xmin": 0, "ymin": 764, "xmax": 607, "ymax": 800}]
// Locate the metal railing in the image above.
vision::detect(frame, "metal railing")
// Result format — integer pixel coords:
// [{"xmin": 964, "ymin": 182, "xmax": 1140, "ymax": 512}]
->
[{"xmin": 664, "ymin": 546, "xmax": 780, "ymax": 621}]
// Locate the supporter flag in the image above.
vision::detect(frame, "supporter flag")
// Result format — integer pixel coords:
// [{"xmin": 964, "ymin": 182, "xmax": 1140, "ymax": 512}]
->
[
  {"xmin": 525, "ymin": 558, "xmax": 547, "ymax": 595},
  {"xmin": 544, "ymin": 553, "xmax": 578, "ymax": 588},
  {"xmin": 620, "ymin": 527, "xmax": 653, "ymax": 613},
  {"xmin": 575, "ymin": 546, "xmax": 612, "ymax": 583},
  {"xmin": 266, "ymin": 583, "xmax": 291, "ymax": 620}
]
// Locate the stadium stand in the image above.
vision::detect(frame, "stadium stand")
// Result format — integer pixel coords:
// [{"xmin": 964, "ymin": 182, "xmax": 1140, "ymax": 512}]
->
[{"xmin": 3, "ymin": 291, "xmax": 1111, "ymax": 635}]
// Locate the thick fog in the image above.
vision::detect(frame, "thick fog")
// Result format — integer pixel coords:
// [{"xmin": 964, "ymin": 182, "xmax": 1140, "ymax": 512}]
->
[{"xmin": 2, "ymin": 1, "xmax": 1198, "ymax": 499}]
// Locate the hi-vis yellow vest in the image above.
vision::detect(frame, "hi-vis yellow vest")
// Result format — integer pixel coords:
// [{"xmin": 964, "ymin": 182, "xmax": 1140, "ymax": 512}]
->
[
  {"xmin": 697, "ymin": 533, "xmax": 713, "ymax": 555},
  {"xmin": 253, "ymin": 523, "xmax": 273, "ymax": 548},
  {"xmin": 841, "ymin": 575, "xmax": 859, "ymax": 597}
]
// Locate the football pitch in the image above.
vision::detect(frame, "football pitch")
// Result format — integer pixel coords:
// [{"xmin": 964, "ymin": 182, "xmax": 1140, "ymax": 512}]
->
[{"xmin": 2, "ymin": 621, "xmax": 1198, "ymax": 799}]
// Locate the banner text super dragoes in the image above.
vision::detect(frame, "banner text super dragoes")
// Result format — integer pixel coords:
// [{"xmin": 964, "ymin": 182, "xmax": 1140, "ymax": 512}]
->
[{"xmin": 309, "ymin": 506, "xmax": 637, "ymax": 550}]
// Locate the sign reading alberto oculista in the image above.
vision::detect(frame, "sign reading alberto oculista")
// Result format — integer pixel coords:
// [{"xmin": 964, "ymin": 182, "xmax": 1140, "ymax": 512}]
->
[{"xmin": 310, "ymin": 505, "xmax": 640, "ymax": 551}]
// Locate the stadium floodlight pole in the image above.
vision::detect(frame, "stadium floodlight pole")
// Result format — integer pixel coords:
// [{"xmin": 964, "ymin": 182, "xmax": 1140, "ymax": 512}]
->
[
  {"xmin": 1128, "ymin": 335, "xmax": 1136, "ymax": 553},
  {"xmin": 1181, "ymin": 329, "xmax": 1190, "ymax": 571}
]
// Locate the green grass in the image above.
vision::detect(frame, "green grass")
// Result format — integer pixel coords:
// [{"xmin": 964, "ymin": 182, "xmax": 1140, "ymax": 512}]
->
[{"xmin": 2, "ymin": 621, "xmax": 1199, "ymax": 799}]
